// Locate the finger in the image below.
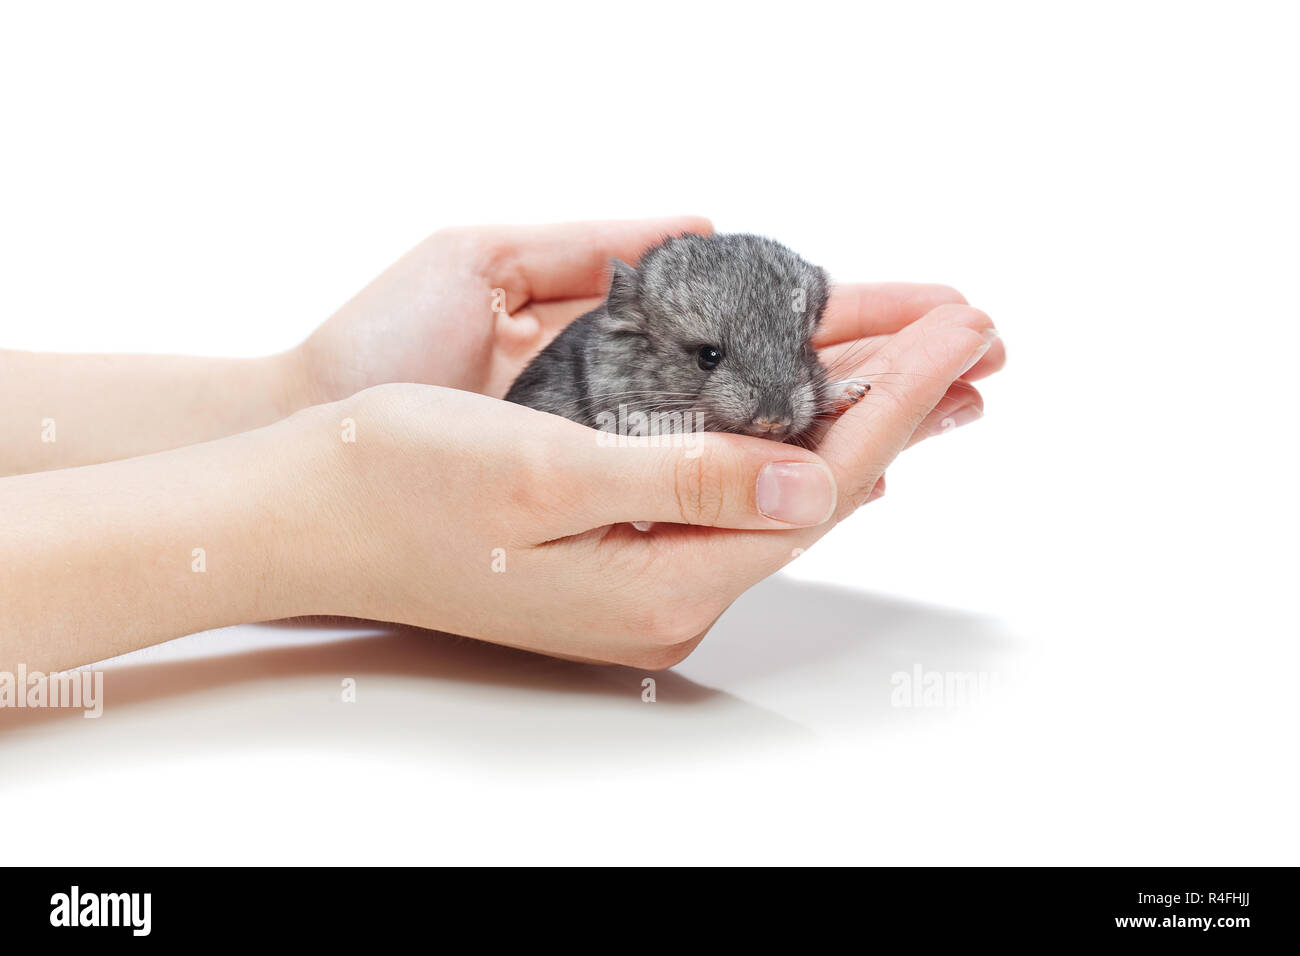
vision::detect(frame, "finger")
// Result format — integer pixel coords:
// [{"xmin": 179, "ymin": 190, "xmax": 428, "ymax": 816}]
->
[
  {"xmin": 814, "ymin": 377, "xmax": 986, "ymax": 451},
  {"xmin": 508, "ymin": 297, "xmax": 603, "ymax": 345},
  {"xmin": 490, "ymin": 296, "xmax": 609, "ymax": 398},
  {"xmin": 547, "ymin": 430, "xmax": 839, "ymax": 535},
  {"xmin": 907, "ymin": 381, "xmax": 984, "ymax": 448},
  {"xmin": 815, "ymin": 304, "xmax": 997, "ymax": 518},
  {"xmin": 813, "ymin": 282, "xmax": 968, "ymax": 347},
  {"xmin": 819, "ymin": 329, "xmax": 1006, "ymax": 385},
  {"xmin": 658, "ymin": 307, "xmax": 997, "ymax": 598},
  {"xmin": 497, "ymin": 217, "xmax": 714, "ymax": 304},
  {"xmin": 695, "ymin": 305, "xmax": 996, "ymax": 581},
  {"xmin": 817, "ymin": 333, "xmax": 888, "ymax": 381},
  {"xmin": 495, "ymin": 297, "xmax": 603, "ymax": 354},
  {"xmin": 959, "ymin": 332, "xmax": 1006, "ymax": 382}
]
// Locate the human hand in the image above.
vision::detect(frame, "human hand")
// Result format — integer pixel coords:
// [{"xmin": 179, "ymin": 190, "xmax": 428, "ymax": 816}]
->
[
  {"xmin": 0, "ymin": 218, "xmax": 1001, "ymax": 479},
  {"xmin": 297, "ymin": 217, "xmax": 714, "ymax": 403},
  {"xmin": 296, "ymin": 217, "xmax": 1004, "ymax": 424},
  {"xmin": 0, "ymin": 218, "xmax": 713, "ymax": 476},
  {"xmin": 309, "ymin": 296, "xmax": 999, "ymax": 667},
  {"xmin": 0, "ymin": 288, "xmax": 998, "ymax": 671}
]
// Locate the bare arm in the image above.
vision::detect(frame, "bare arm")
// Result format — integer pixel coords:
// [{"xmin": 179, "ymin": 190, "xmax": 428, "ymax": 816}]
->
[
  {"xmin": 0, "ymin": 401, "xmax": 339, "ymax": 672},
  {"xmin": 0, "ymin": 349, "xmax": 313, "ymax": 476}
]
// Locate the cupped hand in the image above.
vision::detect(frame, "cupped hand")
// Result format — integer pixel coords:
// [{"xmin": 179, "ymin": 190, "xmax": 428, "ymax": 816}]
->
[
  {"xmin": 299, "ymin": 217, "xmax": 715, "ymax": 403},
  {"xmin": 297, "ymin": 215, "xmax": 1005, "ymax": 430},
  {"xmin": 317, "ymin": 295, "xmax": 998, "ymax": 668}
]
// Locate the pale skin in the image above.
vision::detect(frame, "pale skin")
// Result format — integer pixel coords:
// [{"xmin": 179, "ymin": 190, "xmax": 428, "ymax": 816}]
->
[{"xmin": 0, "ymin": 218, "xmax": 1004, "ymax": 672}]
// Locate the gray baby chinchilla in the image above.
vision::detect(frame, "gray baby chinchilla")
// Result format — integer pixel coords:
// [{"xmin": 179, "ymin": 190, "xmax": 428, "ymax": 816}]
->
[{"xmin": 504, "ymin": 232, "xmax": 868, "ymax": 446}]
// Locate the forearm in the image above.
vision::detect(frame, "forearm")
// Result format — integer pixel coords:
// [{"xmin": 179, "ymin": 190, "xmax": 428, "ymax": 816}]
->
[
  {"xmin": 0, "ymin": 348, "xmax": 316, "ymax": 476},
  {"xmin": 0, "ymin": 402, "xmax": 347, "ymax": 673}
]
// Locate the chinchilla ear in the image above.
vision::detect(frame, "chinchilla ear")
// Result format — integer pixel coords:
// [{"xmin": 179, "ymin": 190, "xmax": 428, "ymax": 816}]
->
[
  {"xmin": 796, "ymin": 266, "xmax": 831, "ymax": 335},
  {"xmin": 603, "ymin": 258, "xmax": 646, "ymax": 333}
]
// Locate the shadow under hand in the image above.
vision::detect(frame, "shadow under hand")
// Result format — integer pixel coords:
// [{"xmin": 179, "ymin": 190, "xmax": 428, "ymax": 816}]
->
[
  {"xmin": 678, "ymin": 576, "xmax": 1018, "ymax": 732},
  {"xmin": 0, "ymin": 619, "xmax": 804, "ymax": 784},
  {"xmin": 0, "ymin": 577, "xmax": 1015, "ymax": 783}
]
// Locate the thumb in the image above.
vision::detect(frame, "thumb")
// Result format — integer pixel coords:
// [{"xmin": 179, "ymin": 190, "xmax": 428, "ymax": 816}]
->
[{"xmin": 550, "ymin": 431, "xmax": 839, "ymax": 534}]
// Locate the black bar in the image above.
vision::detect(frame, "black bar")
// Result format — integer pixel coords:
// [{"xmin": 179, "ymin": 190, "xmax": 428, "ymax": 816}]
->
[{"xmin": 4, "ymin": 867, "xmax": 1289, "ymax": 945}]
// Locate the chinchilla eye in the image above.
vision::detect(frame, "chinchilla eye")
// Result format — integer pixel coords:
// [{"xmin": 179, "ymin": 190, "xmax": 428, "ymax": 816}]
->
[{"xmin": 697, "ymin": 345, "xmax": 723, "ymax": 371}]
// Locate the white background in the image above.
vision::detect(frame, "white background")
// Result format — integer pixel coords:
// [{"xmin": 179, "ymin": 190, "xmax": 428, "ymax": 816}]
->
[{"xmin": 2, "ymin": 1, "xmax": 1297, "ymax": 864}]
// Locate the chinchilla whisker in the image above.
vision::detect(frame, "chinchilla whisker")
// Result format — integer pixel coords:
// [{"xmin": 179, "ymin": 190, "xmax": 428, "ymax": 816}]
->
[
  {"xmin": 818, "ymin": 339, "xmax": 879, "ymax": 372},
  {"xmin": 579, "ymin": 390, "xmax": 700, "ymax": 399},
  {"xmin": 540, "ymin": 394, "xmax": 701, "ymax": 416},
  {"xmin": 556, "ymin": 402, "xmax": 703, "ymax": 420},
  {"xmin": 819, "ymin": 337, "xmax": 876, "ymax": 360},
  {"xmin": 550, "ymin": 390, "xmax": 702, "ymax": 408}
]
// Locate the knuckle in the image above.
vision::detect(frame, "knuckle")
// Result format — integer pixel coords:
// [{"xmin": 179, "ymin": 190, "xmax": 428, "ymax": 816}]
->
[
  {"xmin": 926, "ymin": 302, "xmax": 988, "ymax": 327},
  {"xmin": 930, "ymin": 284, "xmax": 969, "ymax": 306},
  {"xmin": 924, "ymin": 302, "xmax": 969, "ymax": 323},
  {"xmin": 836, "ymin": 454, "xmax": 890, "ymax": 519},
  {"xmin": 480, "ymin": 236, "xmax": 519, "ymax": 278},
  {"xmin": 438, "ymin": 228, "xmax": 517, "ymax": 282},
  {"xmin": 667, "ymin": 446, "xmax": 726, "ymax": 526},
  {"xmin": 428, "ymin": 225, "xmax": 478, "ymax": 257},
  {"xmin": 840, "ymin": 476, "xmax": 885, "ymax": 519}
]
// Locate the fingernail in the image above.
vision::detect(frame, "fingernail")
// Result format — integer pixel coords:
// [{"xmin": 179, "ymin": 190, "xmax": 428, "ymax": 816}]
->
[
  {"xmin": 929, "ymin": 404, "xmax": 983, "ymax": 437},
  {"xmin": 756, "ymin": 461, "xmax": 836, "ymax": 526},
  {"xmin": 959, "ymin": 342, "xmax": 991, "ymax": 377}
]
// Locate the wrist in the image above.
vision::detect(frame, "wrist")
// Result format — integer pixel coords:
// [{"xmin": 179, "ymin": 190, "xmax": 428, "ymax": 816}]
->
[
  {"xmin": 289, "ymin": 383, "xmax": 460, "ymax": 626},
  {"xmin": 267, "ymin": 345, "xmax": 328, "ymax": 416},
  {"xmin": 251, "ymin": 398, "xmax": 369, "ymax": 620}
]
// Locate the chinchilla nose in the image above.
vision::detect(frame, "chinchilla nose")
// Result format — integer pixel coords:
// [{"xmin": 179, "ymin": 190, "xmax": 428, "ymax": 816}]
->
[{"xmin": 749, "ymin": 414, "xmax": 792, "ymax": 437}]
